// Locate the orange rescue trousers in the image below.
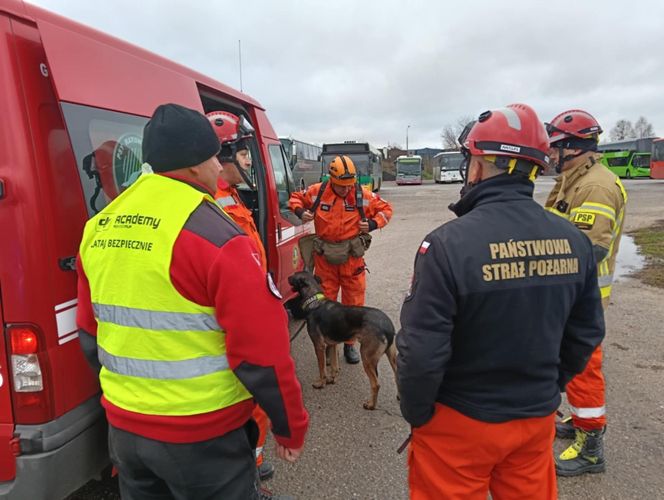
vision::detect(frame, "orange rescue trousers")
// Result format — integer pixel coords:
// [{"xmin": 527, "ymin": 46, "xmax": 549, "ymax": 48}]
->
[
  {"xmin": 252, "ymin": 405, "xmax": 269, "ymax": 466},
  {"xmin": 408, "ymin": 404, "xmax": 556, "ymax": 500},
  {"xmin": 566, "ymin": 344, "xmax": 606, "ymax": 430},
  {"xmin": 314, "ymin": 253, "xmax": 365, "ymax": 346}
]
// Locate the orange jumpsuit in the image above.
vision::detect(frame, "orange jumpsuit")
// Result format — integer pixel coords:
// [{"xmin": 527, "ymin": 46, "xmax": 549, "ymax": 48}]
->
[
  {"xmin": 288, "ymin": 182, "xmax": 392, "ymax": 311},
  {"xmin": 215, "ymin": 179, "xmax": 269, "ymax": 465}
]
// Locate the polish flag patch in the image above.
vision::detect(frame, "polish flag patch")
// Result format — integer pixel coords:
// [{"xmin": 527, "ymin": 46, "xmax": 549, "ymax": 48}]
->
[{"xmin": 418, "ymin": 241, "xmax": 430, "ymax": 254}]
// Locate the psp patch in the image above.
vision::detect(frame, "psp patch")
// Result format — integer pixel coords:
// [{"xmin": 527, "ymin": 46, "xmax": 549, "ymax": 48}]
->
[
  {"xmin": 573, "ymin": 211, "xmax": 596, "ymax": 229},
  {"xmin": 266, "ymin": 272, "xmax": 282, "ymax": 299}
]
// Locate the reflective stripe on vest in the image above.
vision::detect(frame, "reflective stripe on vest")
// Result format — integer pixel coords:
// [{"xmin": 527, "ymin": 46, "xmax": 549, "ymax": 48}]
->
[
  {"xmin": 93, "ymin": 303, "xmax": 220, "ymax": 331},
  {"xmin": 98, "ymin": 345, "xmax": 229, "ymax": 379},
  {"xmin": 79, "ymin": 173, "xmax": 251, "ymax": 416}
]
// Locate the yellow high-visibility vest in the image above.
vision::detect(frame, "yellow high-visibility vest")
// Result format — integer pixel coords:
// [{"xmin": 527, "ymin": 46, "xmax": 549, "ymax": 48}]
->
[{"xmin": 80, "ymin": 173, "xmax": 251, "ymax": 415}]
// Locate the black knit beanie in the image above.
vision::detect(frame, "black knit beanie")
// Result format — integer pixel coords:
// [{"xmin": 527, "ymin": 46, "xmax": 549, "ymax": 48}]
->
[{"xmin": 142, "ymin": 103, "xmax": 221, "ymax": 172}]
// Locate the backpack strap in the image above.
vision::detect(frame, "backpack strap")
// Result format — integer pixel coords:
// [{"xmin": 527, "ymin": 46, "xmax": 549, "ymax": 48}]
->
[
  {"xmin": 310, "ymin": 180, "xmax": 328, "ymax": 213},
  {"xmin": 356, "ymin": 181, "xmax": 366, "ymax": 220}
]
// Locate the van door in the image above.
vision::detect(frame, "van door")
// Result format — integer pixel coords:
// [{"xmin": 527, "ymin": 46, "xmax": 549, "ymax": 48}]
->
[
  {"xmin": 0, "ymin": 297, "xmax": 16, "ymax": 482},
  {"xmin": 265, "ymin": 142, "xmax": 309, "ymax": 295}
]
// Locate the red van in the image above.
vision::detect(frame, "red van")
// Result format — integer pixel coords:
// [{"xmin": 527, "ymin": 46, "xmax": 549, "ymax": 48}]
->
[{"xmin": 0, "ymin": 1, "xmax": 311, "ymax": 498}]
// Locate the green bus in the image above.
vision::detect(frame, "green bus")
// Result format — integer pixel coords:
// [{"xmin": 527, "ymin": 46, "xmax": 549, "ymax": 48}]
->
[
  {"xmin": 599, "ymin": 150, "xmax": 651, "ymax": 178},
  {"xmin": 320, "ymin": 141, "xmax": 383, "ymax": 192},
  {"xmin": 598, "ymin": 138, "xmax": 653, "ymax": 178}
]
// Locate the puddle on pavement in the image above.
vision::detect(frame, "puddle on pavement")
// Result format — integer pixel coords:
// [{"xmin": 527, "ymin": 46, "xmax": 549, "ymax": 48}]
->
[{"xmin": 613, "ymin": 234, "xmax": 645, "ymax": 281}]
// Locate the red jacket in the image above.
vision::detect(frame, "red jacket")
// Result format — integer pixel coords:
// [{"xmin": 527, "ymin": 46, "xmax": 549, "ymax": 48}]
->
[{"xmin": 77, "ymin": 174, "xmax": 308, "ymax": 448}]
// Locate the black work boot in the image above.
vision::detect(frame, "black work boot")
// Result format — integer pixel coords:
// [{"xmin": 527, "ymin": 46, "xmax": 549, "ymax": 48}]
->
[
  {"xmin": 555, "ymin": 415, "xmax": 576, "ymax": 439},
  {"xmin": 556, "ymin": 427, "xmax": 606, "ymax": 477},
  {"xmin": 343, "ymin": 344, "xmax": 360, "ymax": 364}
]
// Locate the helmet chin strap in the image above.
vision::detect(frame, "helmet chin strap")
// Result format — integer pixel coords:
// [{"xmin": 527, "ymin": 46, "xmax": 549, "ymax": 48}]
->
[
  {"xmin": 555, "ymin": 146, "xmax": 590, "ymax": 174},
  {"xmin": 221, "ymin": 144, "xmax": 256, "ymax": 191},
  {"xmin": 234, "ymin": 160, "xmax": 256, "ymax": 191}
]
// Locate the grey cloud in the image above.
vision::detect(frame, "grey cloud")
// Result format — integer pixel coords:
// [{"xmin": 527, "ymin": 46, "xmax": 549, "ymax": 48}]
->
[{"xmin": 31, "ymin": 0, "xmax": 664, "ymax": 147}]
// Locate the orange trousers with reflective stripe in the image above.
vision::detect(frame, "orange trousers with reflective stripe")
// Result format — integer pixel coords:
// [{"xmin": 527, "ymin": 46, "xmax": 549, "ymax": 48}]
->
[
  {"xmin": 408, "ymin": 404, "xmax": 556, "ymax": 500},
  {"xmin": 567, "ymin": 344, "xmax": 606, "ymax": 430},
  {"xmin": 314, "ymin": 254, "xmax": 366, "ymax": 345},
  {"xmin": 252, "ymin": 405, "xmax": 268, "ymax": 466}
]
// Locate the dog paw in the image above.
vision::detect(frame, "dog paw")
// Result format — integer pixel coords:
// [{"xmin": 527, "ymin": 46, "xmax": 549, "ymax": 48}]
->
[
  {"xmin": 326, "ymin": 376, "xmax": 336, "ymax": 385},
  {"xmin": 363, "ymin": 401, "xmax": 376, "ymax": 410},
  {"xmin": 312, "ymin": 380, "xmax": 325, "ymax": 389}
]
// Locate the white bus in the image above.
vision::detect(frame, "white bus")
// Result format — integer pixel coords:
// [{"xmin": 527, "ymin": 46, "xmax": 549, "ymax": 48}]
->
[{"xmin": 433, "ymin": 151, "xmax": 464, "ymax": 183}]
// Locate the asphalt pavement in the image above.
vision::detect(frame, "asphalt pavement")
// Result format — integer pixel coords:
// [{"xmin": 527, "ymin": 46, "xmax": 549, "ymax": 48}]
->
[{"xmin": 72, "ymin": 177, "xmax": 664, "ymax": 500}]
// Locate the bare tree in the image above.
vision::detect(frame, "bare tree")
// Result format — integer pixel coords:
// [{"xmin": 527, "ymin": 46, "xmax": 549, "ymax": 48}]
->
[
  {"xmin": 441, "ymin": 115, "xmax": 473, "ymax": 149},
  {"xmin": 633, "ymin": 116, "xmax": 656, "ymax": 138},
  {"xmin": 609, "ymin": 120, "xmax": 636, "ymax": 141}
]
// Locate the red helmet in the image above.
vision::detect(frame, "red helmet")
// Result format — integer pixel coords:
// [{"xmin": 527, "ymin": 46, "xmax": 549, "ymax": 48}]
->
[
  {"xmin": 206, "ymin": 111, "xmax": 254, "ymax": 158},
  {"xmin": 546, "ymin": 109, "xmax": 602, "ymax": 145},
  {"xmin": 459, "ymin": 103, "xmax": 550, "ymax": 169}
]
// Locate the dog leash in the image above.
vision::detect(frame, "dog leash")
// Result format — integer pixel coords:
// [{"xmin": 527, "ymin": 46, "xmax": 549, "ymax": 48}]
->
[
  {"xmin": 289, "ymin": 320, "xmax": 307, "ymax": 343},
  {"xmin": 397, "ymin": 432, "xmax": 412, "ymax": 454}
]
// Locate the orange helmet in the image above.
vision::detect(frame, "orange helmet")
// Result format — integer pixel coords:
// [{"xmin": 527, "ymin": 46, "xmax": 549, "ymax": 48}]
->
[
  {"xmin": 458, "ymin": 103, "xmax": 550, "ymax": 171},
  {"xmin": 328, "ymin": 155, "xmax": 357, "ymax": 186}
]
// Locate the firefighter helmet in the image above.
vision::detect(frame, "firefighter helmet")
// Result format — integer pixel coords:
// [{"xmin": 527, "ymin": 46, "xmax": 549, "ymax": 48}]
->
[
  {"xmin": 328, "ymin": 155, "xmax": 357, "ymax": 186},
  {"xmin": 545, "ymin": 109, "xmax": 602, "ymax": 150},
  {"xmin": 458, "ymin": 103, "xmax": 550, "ymax": 170}
]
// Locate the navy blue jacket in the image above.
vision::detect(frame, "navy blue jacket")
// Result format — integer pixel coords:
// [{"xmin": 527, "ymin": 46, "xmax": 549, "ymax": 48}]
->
[{"xmin": 397, "ymin": 174, "xmax": 605, "ymax": 427}]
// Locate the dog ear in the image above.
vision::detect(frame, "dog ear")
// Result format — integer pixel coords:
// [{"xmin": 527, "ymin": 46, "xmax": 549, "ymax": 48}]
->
[
  {"xmin": 314, "ymin": 274, "xmax": 322, "ymax": 284},
  {"xmin": 288, "ymin": 275, "xmax": 295, "ymax": 286}
]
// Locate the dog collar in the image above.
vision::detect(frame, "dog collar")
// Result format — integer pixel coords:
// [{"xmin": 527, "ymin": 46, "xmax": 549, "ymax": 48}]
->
[{"xmin": 302, "ymin": 293, "xmax": 326, "ymax": 311}]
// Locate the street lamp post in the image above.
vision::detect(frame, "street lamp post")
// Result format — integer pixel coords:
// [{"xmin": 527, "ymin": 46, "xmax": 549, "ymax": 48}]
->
[{"xmin": 406, "ymin": 125, "xmax": 411, "ymax": 152}]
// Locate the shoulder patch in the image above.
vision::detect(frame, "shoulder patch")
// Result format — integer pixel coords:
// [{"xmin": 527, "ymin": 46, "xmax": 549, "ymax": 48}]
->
[
  {"xmin": 183, "ymin": 201, "xmax": 243, "ymax": 247},
  {"xmin": 418, "ymin": 240, "xmax": 431, "ymax": 255},
  {"xmin": 573, "ymin": 211, "xmax": 596, "ymax": 228}
]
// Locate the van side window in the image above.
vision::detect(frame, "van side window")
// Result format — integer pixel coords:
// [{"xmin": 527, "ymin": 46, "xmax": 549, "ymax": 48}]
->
[
  {"xmin": 268, "ymin": 144, "xmax": 296, "ymax": 214},
  {"xmin": 60, "ymin": 103, "xmax": 147, "ymax": 217}
]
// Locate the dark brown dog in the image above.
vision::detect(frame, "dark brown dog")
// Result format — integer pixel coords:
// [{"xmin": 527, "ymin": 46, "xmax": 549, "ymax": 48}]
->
[{"xmin": 288, "ymin": 271, "xmax": 398, "ymax": 410}]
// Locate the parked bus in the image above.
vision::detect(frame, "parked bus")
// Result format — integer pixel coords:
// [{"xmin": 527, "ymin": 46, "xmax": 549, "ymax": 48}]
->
[
  {"xmin": 279, "ymin": 137, "xmax": 323, "ymax": 190},
  {"xmin": 320, "ymin": 141, "xmax": 383, "ymax": 192},
  {"xmin": 651, "ymin": 138, "xmax": 664, "ymax": 179},
  {"xmin": 433, "ymin": 151, "xmax": 464, "ymax": 183},
  {"xmin": 0, "ymin": 1, "xmax": 312, "ymax": 498},
  {"xmin": 599, "ymin": 150, "xmax": 651, "ymax": 179},
  {"xmin": 598, "ymin": 138, "xmax": 655, "ymax": 178},
  {"xmin": 395, "ymin": 155, "xmax": 423, "ymax": 185}
]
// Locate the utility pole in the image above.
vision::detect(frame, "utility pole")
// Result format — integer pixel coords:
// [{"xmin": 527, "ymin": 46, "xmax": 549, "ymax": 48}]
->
[
  {"xmin": 238, "ymin": 40, "xmax": 243, "ymax": 92},
  {"xmin": 406, "ymin": 124, "xmax": 411, "ymax": 152}
]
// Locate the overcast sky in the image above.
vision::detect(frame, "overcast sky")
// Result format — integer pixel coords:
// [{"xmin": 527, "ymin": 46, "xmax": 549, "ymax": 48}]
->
[{"xmin": 30, "ymin": 0, "xmax": 664, "ymax": 149}]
